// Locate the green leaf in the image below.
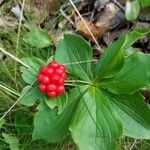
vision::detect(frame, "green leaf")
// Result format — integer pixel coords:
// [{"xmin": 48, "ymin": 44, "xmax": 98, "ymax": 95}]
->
[
  {"xmin": 2, "ymin": 133, "xmax": 19, "ymax": 150},
  {"xmin": 55, "ymin": 34, "xmax": 93, "ymax": 80},
  {"xmin": 104, "ymin": 90, "xmax": 150, "ymax": 139},
  {"xmin": 125, "ymin": 0, "xmax": 140, "ymax": 21},
  {"xmin": 0, "ymin": 118, "xmax": 5, "ymax": 129},
  {"xmin": 94, "ymin": 36, "xmax": 125, "ymax": 79},
  {"xmin": 19, "ymin": 86, "xmax": 44, "ymax": 106},
  {"xmin": 122, "ymin": 28, "xmax": 150, "ymax": 50},
  {"xmin": 33, "ymin": 86, "xmax": 87, "ymax": 142},
  {"xmin": 94, "ymin": 28, "xmax": 150, "ymax": 80},
  {"xmin": 44, "ymin": 93, "xmax": 68, "ymax": 114},
  {"xmin": 45, "ymin": 86, "xmax": 88, "ymax": 114},
  {"xmin": 20, "ymin": 57, "xmax": 45, "ymax": 84},
  {"xmin": 140, "ymin": 0, "xmax": 150, "ymax": 7},
  {"xmin": 33, "ymin": 86, "xmax": 86, "ymax": 142},
  {"xmin": 69, "ymin": 88, "xmax": 123, "ymax": 150},
  {"xmin": 23, "ymin": 29, "xmax": 52, "ymax": 49},
  {"xmin": 103, "ymin": 51, "xmax": 150, "ymax": 94}
]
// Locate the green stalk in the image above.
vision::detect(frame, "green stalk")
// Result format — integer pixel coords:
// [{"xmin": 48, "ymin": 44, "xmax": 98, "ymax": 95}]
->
[
  {"xmin": 65, "ymin": 83, "xmax": 77, "ymax": 86},
  {"xmin": 0, "ymin": 84, "xmax": 20, "ymax": 97},
  {"xmin": 0, "ymin": 47, "xmax": 28, "ymax": 67},
  {"xmin": 15, "ymin": 0, "xmax": 26, "ymax": 90},
  {"xmin": 0, "ymin": 81, "xmax": 35, "ymax": 121},
  {"xmin": 65, "ymin": 80, "xmax": 93, "ymax": 86}
]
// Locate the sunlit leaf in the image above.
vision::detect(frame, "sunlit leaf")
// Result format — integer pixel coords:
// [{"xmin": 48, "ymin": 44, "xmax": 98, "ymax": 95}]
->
[
  {"xmin": 70, "ymin": 88, "xmax": 123, "ymax": 150},
  {"xmin": 55, "ymin": 34, "xmax": 93, "ymax": 80},
  {"xmin": 103, "ymin": 51, "xmax": 150, "ymax": 94},
  {"xmin": 94, "ymin": 28, "xmax": 149, "ymax": 80},
  {"xmin": 23, "ymin": 29, "xmax": 52, "ymax": 49},
  {"xmin": 45, "ymin": 86, "xmax": 88, "ymax": 114},
  {"xmin": 20, "ymin": 57, "xmax": 45, "ymax": 84},
  {"xmin": 19, "ymin": 86, "xmax": 44, "ymax": 106},
  {"xmin": 104, "ymin": 90, "xmax": 150, "ymax": 139}
]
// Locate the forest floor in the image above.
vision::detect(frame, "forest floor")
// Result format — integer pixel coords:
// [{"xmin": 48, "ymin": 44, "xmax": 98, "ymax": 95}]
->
[{"xmin": 0, "ymin": 0, "xmax": 150, "ymax": 149}]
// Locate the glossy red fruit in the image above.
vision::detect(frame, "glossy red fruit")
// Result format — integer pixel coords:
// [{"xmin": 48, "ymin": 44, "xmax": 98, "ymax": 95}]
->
[
  {"xmin": 37, "ymin": 61, "xmax": 66, "ymax": 98},
  {"xmin": 38, "ymin": 84, "xmax": 46, "ymax": 92},
  {"xmin": 57, "ymin": 85, "xmax": 65, "ymax": 94},
  {"xmin": 56, "ymin": 68, "xmax": 64, "ymax": 75},
  {"xmin": 37, "ymin": 74, "xmax": 45, "ymax": 82},
  {"xmin": 45, "ymin": 67, "xmax": 54, "ymax": 75},
  {"xmin": 40, "ymin": 66, "xmax": 47, "ymax": 73},
  {"xmin": 62, "ymin": 73, "xmax": 67, "ymax": 80},
  {"xmin": 47, "ymin": 91, "xmax": 57, "ymax": 97},
  {"xmin": 59, "ymin": 65, "xmax": 66, "ymax": 71},
  {"xmin": 48, "ymin": 61, "xmax": 59, "ymax": 68},
  {"xmin": 41, "ymin": 76, "xmax": 50, "ymax": 85},
  {"xmin": 50, "ymin": 74, "xmax": 60, "ymax": 83},
  {"xmin": 59, "ymin": 77, "xmax": 64, "ymax": 84},
  {"xmin": 47, "ymin": 84, "xmax": 56, "ymax": 92}
]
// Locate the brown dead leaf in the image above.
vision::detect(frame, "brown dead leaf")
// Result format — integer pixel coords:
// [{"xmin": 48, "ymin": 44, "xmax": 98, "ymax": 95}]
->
[
  {"xmin": 74, "ymin": 2, "xmax": 124, "ymax": 41},
  {"xmin": 34, "ymin": 0, "xmax": 49, "ymax": 25},
  {"xmin": 75, "ymin": 18, "xmax": 107, "ymax": 40},
  {"xmin": 0, "ymin": 0, "xmax": 4, "ymax": 6},
  {"xmin": 26, "ymin": 0, "xmax": 60, "ymax": 25},
  {"xmin": 78, "ymin": 0, "xmax": 93, "ymax": 11},
  {"xmin": 25, "ymin": 0, "xmax": 47, "ymax": 25},
  {"xmin": 0, "ymin": 15, "xmax": 18, "ymax": 29},
  {"xmin": 94, "ymin": 0, "xmax": 110, "ymax": 11},
  {"xmin": 103, "ymin": 29, "xmax": 127, "ymax": 45},
  {"xmin": 95, "ymin": 2, "xmax": 124, "ymax": 30},
  {"xmin": 48, "ymin": 0, "xmax": 60, "ymax": 15}
]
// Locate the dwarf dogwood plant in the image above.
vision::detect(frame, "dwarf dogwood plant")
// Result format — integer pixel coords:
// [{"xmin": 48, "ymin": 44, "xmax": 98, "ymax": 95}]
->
[{"xmin": 20, "ymin": 28, "xmax": 150, "ymax": 150}]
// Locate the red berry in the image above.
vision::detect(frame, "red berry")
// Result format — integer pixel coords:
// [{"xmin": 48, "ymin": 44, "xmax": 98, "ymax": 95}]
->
[
  {"xmin": 40, "ymin": 66, "xmax": 47, "ymax": 74},
  {"xmin": 50, "ymin": 74, "xmax": 60, "ymax": 83},
  {"xmin": 38, "ymin": 84, "xmax": 46, "ymax": 92},
  {"xmin": 57, "ymin": 85, "xmax": 65, "ymax": 94},
  {"xmin": 59, "ymin": 77, "xmax": 64, "ymax": 84},
  {"xmin": 59, "ymin": 65, "xmax": 66, "ymax": 71},
  {"xmin": 47, "ymin": 91, "xmax": 57, "ymax": 98},
  {"xmin": 56, "ymin": 68, "xmax": 64, "ymax": 75},
  {"xmin": 41, "ymin": 76, "xmax": 50, "ymax": 85},
  {"xmin": 47, "ymin": 84, "xmax": 56, "ymax": 92},
  {"xmin": 37, "ymin": 61, "xmax": 66, "ymax": 98},
  {"xmin": 62, "ymin": 73, "xmax": 67, "ymax": 80},
  {"xmin": 45, "ymin": 67, "xmax": 54, "ymax": 75},
  {"xmin": 48, "ymin": 61, "xmax": 59, "ymax": 68},
  {"xmin": 37, "ymin": 74, "xmax": 45, "ymax": 82}
]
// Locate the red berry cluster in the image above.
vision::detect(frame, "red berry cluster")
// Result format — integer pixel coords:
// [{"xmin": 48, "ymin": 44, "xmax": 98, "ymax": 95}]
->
[{"xmin": 37, "ymin": 61, "xmax": 66, "ymax": 98}]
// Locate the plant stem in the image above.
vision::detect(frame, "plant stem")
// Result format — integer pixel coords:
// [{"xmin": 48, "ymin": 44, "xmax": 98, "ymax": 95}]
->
[
  {"xmin": 65, "ymin": 80, "xmax": 93, "ymax": 86},
  {"xmin": 129, "ymin": 139, "xmax": 137, "ymax": 150},
  {"xmin": 15, "ymin": 0, "xmax": 26, "ymax": 90},
  {"xmin": 65, "ymin": 83, "xmax": 77, "ymax": 86},
  {"xmin": 0, "ymin": 84, "xmax": 20, "ymax": 97},
  {"xmin": 0, "ymin": 81, "xmax": 35, "ymax": 121},
  {"xmin": 0, "ymin": 47, "xmax": 28, "ymax": 67}
]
